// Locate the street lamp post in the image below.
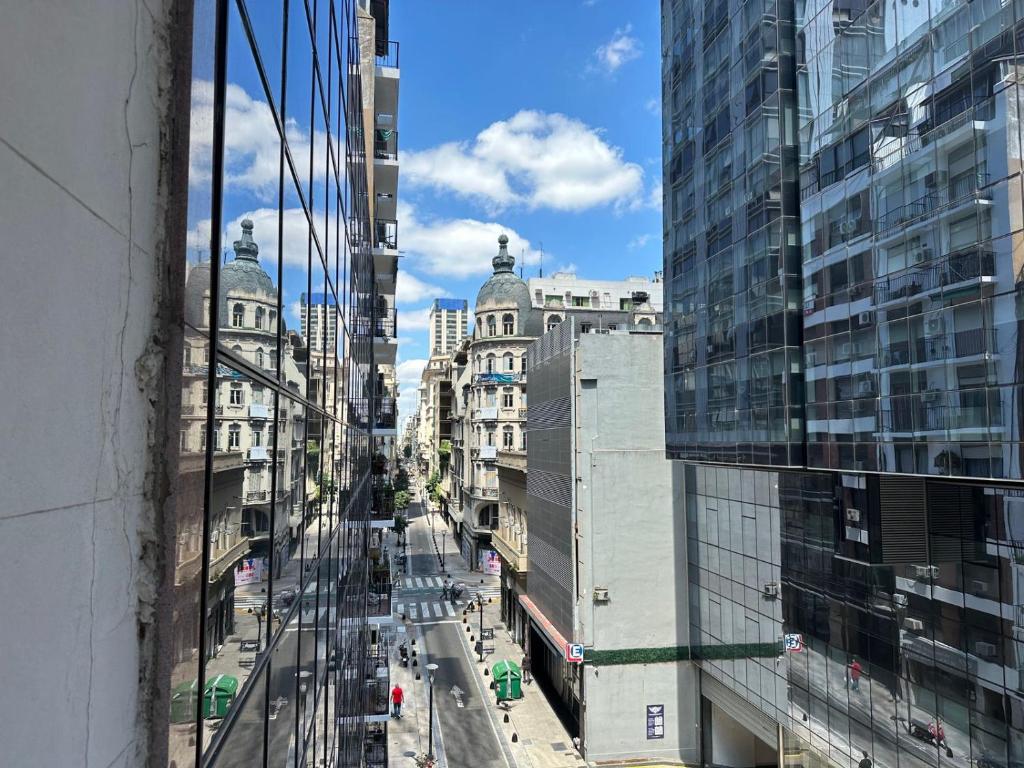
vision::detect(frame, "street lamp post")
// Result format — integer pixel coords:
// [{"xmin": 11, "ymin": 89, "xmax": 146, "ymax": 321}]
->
[
  {"xmin": 441, "ymin": 530, "xmax": 447, "ymax": 571},
  {"xmin": 426, "ymin": 663, "xmax": 439, "ymax": 760},
  {"xmin": 477, "ymin": 592, "xmax": 485, "ymax": 662}
]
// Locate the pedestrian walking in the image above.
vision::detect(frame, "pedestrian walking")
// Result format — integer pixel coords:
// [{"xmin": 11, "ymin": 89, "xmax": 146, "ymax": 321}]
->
[
  {"xmin": 858, "ymin": 751, "xmax": 872, "ymax": 768},
  {"xmin": 848, "ymin": 658, "xmax": 862, "ymax": 691},
  {"xmin": 521, "ymin": 654, "xmax": 532, "ymax": 685},
  {"xmin": 441, "ymin": 578, "xmax": 450, "ymax": 600},
  {"xmin": 390, "ymin": 684, "xmax": 404, "ymax": 718}
]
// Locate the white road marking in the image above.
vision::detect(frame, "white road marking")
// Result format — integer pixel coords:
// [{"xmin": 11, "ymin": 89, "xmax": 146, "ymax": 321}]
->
[
  {"xmin": 420, "ymin": 601, "xmax": 430, "ymax": 617},
  {"xmin": 444, "ymin": 601, "xmax": 455, "ymax": 616},
  {"xmin": 412, "ymin": 577, "xmax": 422, "ymax": 588},
  {"xmin": 409, "ymin": 605, "xmax": 418, "ymax": 620},
  {"xmin": 395, "ymin": 603, "xmax": 404, "ymax": 615},
  {"xmin": 432, "ymin": 602, "xmax": 443, "ymax": 618}
]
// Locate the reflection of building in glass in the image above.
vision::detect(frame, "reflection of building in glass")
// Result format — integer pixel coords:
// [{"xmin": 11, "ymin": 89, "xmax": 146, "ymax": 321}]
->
[{"xmin": 663, "ymin": 0, "xmax": 1024, "ymax": 764}]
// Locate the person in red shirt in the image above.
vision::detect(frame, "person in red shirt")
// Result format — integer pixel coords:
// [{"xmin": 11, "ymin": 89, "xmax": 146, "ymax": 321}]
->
[
  {"xmin": 848, "ymin": 659, "xmax": 862, "ymax": 691},
  {"xmin": 391, "ymin": 684, "xmax": 404, "ymax": 718}
]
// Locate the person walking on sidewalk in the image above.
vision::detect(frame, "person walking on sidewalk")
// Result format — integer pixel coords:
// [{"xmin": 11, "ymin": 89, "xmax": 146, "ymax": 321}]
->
[
  {"xmin": 848, "ymin": 658, "xmax": 862, "ymax": 691},
  {"xmin": 521, "ymin": 654, "xmax": 532, "ymax": 685},
  {"xmin": 391, "ymin": 684, "xmax": 404, "ymax": 718},
  {"xmin": 441, "ymin": 578, "xmax": 450, "ymax": 600}
]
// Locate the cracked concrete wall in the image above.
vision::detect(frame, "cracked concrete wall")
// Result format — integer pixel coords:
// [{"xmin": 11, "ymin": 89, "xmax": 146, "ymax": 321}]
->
[{"xmin": 0, "ymin": 2, "xmax": 190, "ymax": 766}]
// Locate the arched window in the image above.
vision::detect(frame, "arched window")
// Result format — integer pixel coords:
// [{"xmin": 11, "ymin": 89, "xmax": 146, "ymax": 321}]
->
[
  {"xmin": 232, "ymin": 303, "xmax": 244, "ymax": 327},
  {"xmin": 546, "ymin": 314, "xmax": 562, "ymax": 331},
  {"xmin": 255, "ymin": 347, "xmax": 265, "ymax": 367},
  {"xmin": 502, "ymin": 426, "xmax": 514, "ymax": 449},
  {"xmin": 502, "ymin": 314, "xmax": 514, "ymax": 335},
  {"xmin": 504, "ymin": 353, "xmax": 514, "ymax": 372},
  {"xmin": 638, "ymin": 317, "xmax": 653, "ymax": 326},
  {"xmin": 228, "ymin": 423, "xmax": 241, "ymax": 450},
  {"xmin": 487, "ymin": 315, "xmax": 496, "ymax": 337},
  {"xmin": 269, "ymin": 309, "xmax": 276, "ymax": 328},
  {"xmin": 486, "ymin": 354, "xmax": 495, "ymax": 373},
  {"xmin": 476, "ymin": 354, "xmax": 482, "ymax": 373},
  {"xmin": 521, "ymin": 354, "xmax": 527, "ymax": 373},
  {"xmin": 255, "ymin": 306, "xmax": 265, "ymax": 329},
  {"xmin": 487, "ymin": 430, "xmax": 495, "ymax": 447}
]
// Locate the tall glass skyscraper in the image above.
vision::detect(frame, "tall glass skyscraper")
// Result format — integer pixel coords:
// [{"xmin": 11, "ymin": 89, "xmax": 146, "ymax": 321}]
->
[{"xmin": 663, "ymin": 0, "xmax": 1024, "ymax": 764}]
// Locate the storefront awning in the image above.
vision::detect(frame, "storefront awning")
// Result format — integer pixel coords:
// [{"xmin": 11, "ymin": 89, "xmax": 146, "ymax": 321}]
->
[{"xmin": 517, "ymin": 594, "xmax": 568, "ymax": 652}]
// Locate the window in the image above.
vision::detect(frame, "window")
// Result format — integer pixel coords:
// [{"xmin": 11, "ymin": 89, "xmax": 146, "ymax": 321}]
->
[
  {"xmin": 228, "ymin": 424, "xmax": 241, "ymax": 450},
  {"xmin": 503, "ymin": 389, "xmax": 514, "ymax": 408},
  {"xmin": 503, "ymin": 427, "xmax": 514, "ymax": 449},
  {"xmin": 581, "ymin": 322, "xmax": 593, "ymax": 333},
  {"xmin": 200, "ymin": 429, "xmax": 206, "ymax": 451},
  {"xmin": 572, "ymin": 296, "xmax": 590, "ymax": 307},
  {"xmin": 504, "ymin": 353, "xmax": 514, "ymax": 371},
  {"xmin": 502, "ymin": 314, "xmax": 514, "ymax": 334},
  {"xmin": 269, "ymin": 310, "xmax": 276, "ymax": 328},
  {"xmin": 487, "ymin": 431, "xmax": 495, "ymax": 447},
  {"xmin": 229, "ymin": 385, "xmax": 243, "ymax": 405},
  {"xmin": 486, "ymin": 355, "xmax": 495, "ymax": 373},
  {"xmin": 255, "ymin": 347, "xmax": 264, "ymax": 367},
  {"xmin": 476, "ymin": 354, "xmax": 482, "ymax": 373},
  {"xmin": 487, "ymin": 315, "xmax": 496, "ymax": 336},
  {"xmin": 486, "ymin": 390, "xmax": 497, "ymax": 407},
  {"xmin": 249, "ymin": 469, "xmax": 262, "ymax": 492},
  {"xmin": 546, "ymin": 314, "xmax": 562, "ymax": 331},
  {"xmin": 202, "ymin": 382, "xmax": 208, "ymax": 404},
  {"xmin": 252, "ymin": 428, "xmax": 262, "ymax": 447},
  {"xmin": 521, "ymin": 355, "xmax": 527, "ymax": 373},
  {"xmin": 180, "ymin": 429, "xmax": 188, "ymax": 452},
  {"xmin": 255, "ymin": 306, "xmax": 264, "ymax": 329},
  {"xmin": 232, "ymin": 303, "xmax": 244, "ymax": 327},
  {"xmin": 213, "ymin": 429, "xmax": 220, "ymax": 451},
  {"xmin": 520, "ymin": 432, "xmax": 527, "ymax": 451},
  {"xmin": 184, "ymin": 345, "xmax": 192, "ymax": 365}
]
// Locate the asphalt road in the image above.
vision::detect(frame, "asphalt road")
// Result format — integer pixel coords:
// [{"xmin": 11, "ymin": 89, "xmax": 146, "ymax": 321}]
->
[{"xmin": 402, "ymin": 489, "xmax": 513, "ymax": 768}]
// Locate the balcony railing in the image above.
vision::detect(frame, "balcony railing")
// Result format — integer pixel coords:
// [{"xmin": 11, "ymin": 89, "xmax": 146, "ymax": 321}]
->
[
  {"xmin": 348, "ymin": 398, "xmax": 370, "ymax": 429},
  {"xmin": 879, "ymin": 328, "xmax": 995, "ymax": 367},
  {"xmin": 374, "ymin": 308, "xmax": 397, "ymax": 339},
  {"xmin": 367, "ymin": 568, "xmax": 392, "ymax": 618},
  {"xmin": 872, "ymin": 98, "xmax": 993, "ymax": 174},
  {"xmin": 373, "ymin": 129, "xmax": 398, "ymax": 161},
  {"xmin": 376, "ymin": 40, "xmax": 399, "ymax": 68},
  {"xmin": 247, "ymin": 446, "xmax": 270, "ymax": 462},
  {"xmin": 375, "ymin": 397, "xmax": 397, "ymax": 430},
  {"xmin": 249, "ymin": 403, "xmax": 271, "ymax": 420},
  {"xmin": 474, "ymin": 445, "xmax": 497, "ymax": 460},
  {"xmin": 881, "ymin": 392, "xmax": 1003, "ymax": 433},
  {"xmin": 372, "ymin": 486, "xmax": 395, "ymax": 520},
  {"xmin": 374, "ymin": 218, "xmax": 397, "ymax": 250},
  {"xmin": 873, "ymin": 248, "xmax": 995, "ymax": 305},
  {"xmin": 877, "ymin": 172, "xmax": 991, "ymax": 236},
  {"xmin": 246, "ymin": 490, "xmax": 269, "ymax": 502}
]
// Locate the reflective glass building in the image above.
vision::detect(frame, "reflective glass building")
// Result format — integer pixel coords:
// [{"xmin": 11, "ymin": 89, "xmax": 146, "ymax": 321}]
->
[
  {"xmin": 169, "ymin": 1, "xmax": 398, "ymax": 765},
  {"xmin": 663, "ymin": 0, "xmax": 1024, "ymax": 764}
]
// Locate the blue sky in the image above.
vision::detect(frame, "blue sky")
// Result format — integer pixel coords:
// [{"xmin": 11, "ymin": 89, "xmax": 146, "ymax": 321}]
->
[
  {"xmin": 186, "ymin": 1, "xmax": 664, "ymax": 428},
  {"xmin": 391, "ymin": 0, "xmax": 664, "ymax": 423}
]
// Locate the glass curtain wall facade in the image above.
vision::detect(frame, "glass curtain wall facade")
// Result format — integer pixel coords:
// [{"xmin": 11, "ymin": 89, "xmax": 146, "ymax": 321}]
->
[
  {"xmin": 664, "ymin": 0, "xmax": 1024, "ymax": 764},
  {"xmin": 169, "ymin": 0, "xmax": 381, "ymax": 765}
]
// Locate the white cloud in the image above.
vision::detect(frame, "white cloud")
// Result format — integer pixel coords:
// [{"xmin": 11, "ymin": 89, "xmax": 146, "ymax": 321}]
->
[
  {"xmin": 397, "ymin": 306, "xmax": 432, "ymax": 333},
  {"xmin": 645, "ymin": 97, "xmax": 661, "ymax": 115},
  {"xmin": 403, "ymin": 110, "xmax": 644, "ymax": 213},
  {"xmin": 552, "ymin": 263, "xmax": 579, "ymax": 275},
  {"xmin": 396, "ymin": 359, "xmax": 428, "ymax": 389},
  {"xmin": 646, "ymin": 179, "xmax": 664, "ymax": 211},
  {"xmin": 188, "ymin": 208, "xmax": 320, "ymax": 271},
  {"xmin": 628, "ymin": 234, "xmax": 652, "ymax": 250},
  {"xmin": 396, "ymin": 271, "xmax": 449, "ymax": 305},
  {"xmin": 189, "ymin": 80, "xmax": 327, "ymax": 201},
  {"xmin": 400, "ymin": 202, "xmax": 542, "ymax": 280},
  {"xmin": 594, "ymin": 25, "xmax": 642, "ymax": 74}
]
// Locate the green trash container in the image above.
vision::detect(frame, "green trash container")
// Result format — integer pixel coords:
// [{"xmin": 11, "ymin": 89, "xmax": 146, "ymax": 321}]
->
[
  {"xmin": 170, "ymin": 679, "xmax": 199, "ymax": 724},
  {"xmin": 491, "ymin": 660, "xmax": 523, "ymax": 701},
  {"xmin": 203, "ymin": 674, "xmax": 239, "ymax": 719}
]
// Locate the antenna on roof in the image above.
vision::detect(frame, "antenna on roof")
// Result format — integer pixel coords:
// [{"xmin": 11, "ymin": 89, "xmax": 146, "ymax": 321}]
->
[
  {"xmin": 539, "ymin": 241, "xmax": 543, "ymax": 278},
  {"xmin": 520, "ymin": 249, "xmax": 524, "ymax": 279}
]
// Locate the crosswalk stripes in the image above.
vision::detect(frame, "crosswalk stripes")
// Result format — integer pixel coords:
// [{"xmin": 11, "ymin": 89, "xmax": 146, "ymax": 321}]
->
[
  {"xmin": 444, "ymin": 601, "xmax": 455, "ymax": 617},
  {"xmin": 420, "ymin": 601, "xmax": 430, "ymax": 617}
]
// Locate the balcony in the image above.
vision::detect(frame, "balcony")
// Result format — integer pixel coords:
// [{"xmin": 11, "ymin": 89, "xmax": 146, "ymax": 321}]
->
[
  {"xmin": 492, "ymin": 527, "xmax": 527, "ymax": 573},
  {"xmin": 475, "ymin": 406, "xmax": 499, "ymax": 421},
  {"xmin": 878, "ymin": 327, "xmax": 996, "ymax": 369},
  {"xmin": 372, "ymin": 308, "xmax": 398, "ymax": 365},
  {"xmin": 367, "ymin": 567, "xmax": 394, "ymax": 625},
  {"xmin": 474, "ymin": 445, "xmax": 497, "ymax": 461},
  {"xmin": 374, "ymin": 218, "xmax": 397, "ymax": 251},
  {"xmin": 470, "ymin": 485, "xmax": 498, "ymax": 499},
  {"xmin": 496, "ymin": 449, "xmax": 527, "ymax": 473},
  {"xmin": 247, "ymin": 446, "xmax": 270, "ymax": 462},
  {"xmin": 373, "ymin": 129, "xmax": 398, "ymax": 161},
  {"xmin": 873, "ymin": 98, "xmax": 993, "ymax": 175},
  {"xmin": 249, "ymin": 403, "xmax": 271, "ymax": 420},
  {"xmin": 375, "ymin": 40, "xmax": 399, "ymax": 69},
  {"xmin": 873, "ymin": 248, "xmax": 996, "ymax": 306},
  {"xmin": 371, "ymin": 485, "xmax": 395, "ymax": 528},
  {"xmin": 880, "ymin": 391, "xmax": 1004, "ymax": 435},
  {"xmin": 877, "ymin": 172, "xmax": 992, "ymax": 238},
  {"xmin": 246, "ymin": 490, "xmax": 269, "ymax": 502},
  {"xmin": 208, "ymin": 535, "xmax": 251, "ymax": 582},
  {"xmin": 364, "ymin": 640, "xmax": 391, "ymax": 723},
  {"xmin": 375, "ymin": 397, "xmax": 397, "ymax": 433}
]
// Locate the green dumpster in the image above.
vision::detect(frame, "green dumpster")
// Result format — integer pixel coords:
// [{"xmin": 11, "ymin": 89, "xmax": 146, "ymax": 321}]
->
[
  {"xmin": 491, "ymin": 660, "xmax": 523, "ymax": 701},
  {"xmin": 203, "ymin": 674, "xmax": 239, "ymax": 719},
  {"xmin": 170, "ymin": 679, "xmax": 199, "ymax": 724}
]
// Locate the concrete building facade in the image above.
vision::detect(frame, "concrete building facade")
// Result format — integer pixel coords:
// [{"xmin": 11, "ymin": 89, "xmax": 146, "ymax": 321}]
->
[{"xmin": 429, "ymin": 297, "xmax": 469, "ymax": 357}]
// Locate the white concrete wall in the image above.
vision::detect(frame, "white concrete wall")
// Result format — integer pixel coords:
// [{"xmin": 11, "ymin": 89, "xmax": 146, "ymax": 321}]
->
[
  {"xmin": 0, "ymin": 2, "xmax": 180, "ymax": 765},
  {"xmin": 711, "ymin": 703, "xmax": 778, "ymax": 767},
  {"xmin": 583, "ymin": 663, "xmax": 700, "ymax": 764}
]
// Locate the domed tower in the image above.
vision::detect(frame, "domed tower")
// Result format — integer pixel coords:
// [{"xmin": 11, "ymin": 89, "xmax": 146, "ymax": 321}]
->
[{"xmin": 463, "ymin": 234, "xmax": 542, "ymax": 571}]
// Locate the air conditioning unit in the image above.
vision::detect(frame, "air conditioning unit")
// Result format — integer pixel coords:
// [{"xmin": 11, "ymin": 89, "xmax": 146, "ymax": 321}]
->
[
  {"xmin": 846, "ymin": 507, "xmax": 862, "ymax": 523},
  {"xmin": 975, "ymin": 641, "xmax": 998, "ymax": 659},
  {"xmin": 925, "ymin": 317, "xmax": 944, "ymax": 336},
  {"xmin": 904, "ymin": 618, "xmax": 925, "ymax": 631},
  {"xmin": 763, "ymin": 582, "xmax": 780, "ymax": 599},
  {"xmin": 912, "ymin": 564, "xmax": 939, "ymax": 580},
  {"xmin": 858, "ymin": 311, "xmax": 874, "ymax": 325},
  {"xmin": 893, "ymin": 593, "xmax": 909, "ymax": 607},
  {"xmin": 911, "ymin": 246, "xmax": 933, "ymax": 264},
  {"xmin": 857, "ymin": 380, "xmax": 876, "ymax": 396},
  {"xmin": 971, "ymin": 579, "xmax": 990, "ymax": 594},
  {"xmin": 593, "ymin": 587, "xmax": 610, "ymax": 603}
]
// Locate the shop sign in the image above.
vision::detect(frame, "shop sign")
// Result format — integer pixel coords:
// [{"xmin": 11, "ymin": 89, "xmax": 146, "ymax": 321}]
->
[{"xmin": 646, "ymin": 704, "xmax": 665, "ymax": 739}]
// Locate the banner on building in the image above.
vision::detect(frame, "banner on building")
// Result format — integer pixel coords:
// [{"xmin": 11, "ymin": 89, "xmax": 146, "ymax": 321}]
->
[
  {"xmin": 646, "ymin": 705, "xmax": 665, "ymax": 739},
  {"xmin": 480, "ymin": 549, "xmax": 501, "ymax": 575},
  {"xmin": 234, "ymin": 557, "xmax": 265, "ymax": 586}
]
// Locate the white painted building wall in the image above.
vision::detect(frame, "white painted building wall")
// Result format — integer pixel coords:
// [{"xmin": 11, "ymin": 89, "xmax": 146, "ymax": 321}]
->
[{"xmin": 0, "ymin": 2, "xmax": 186, "ymax": 765}]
